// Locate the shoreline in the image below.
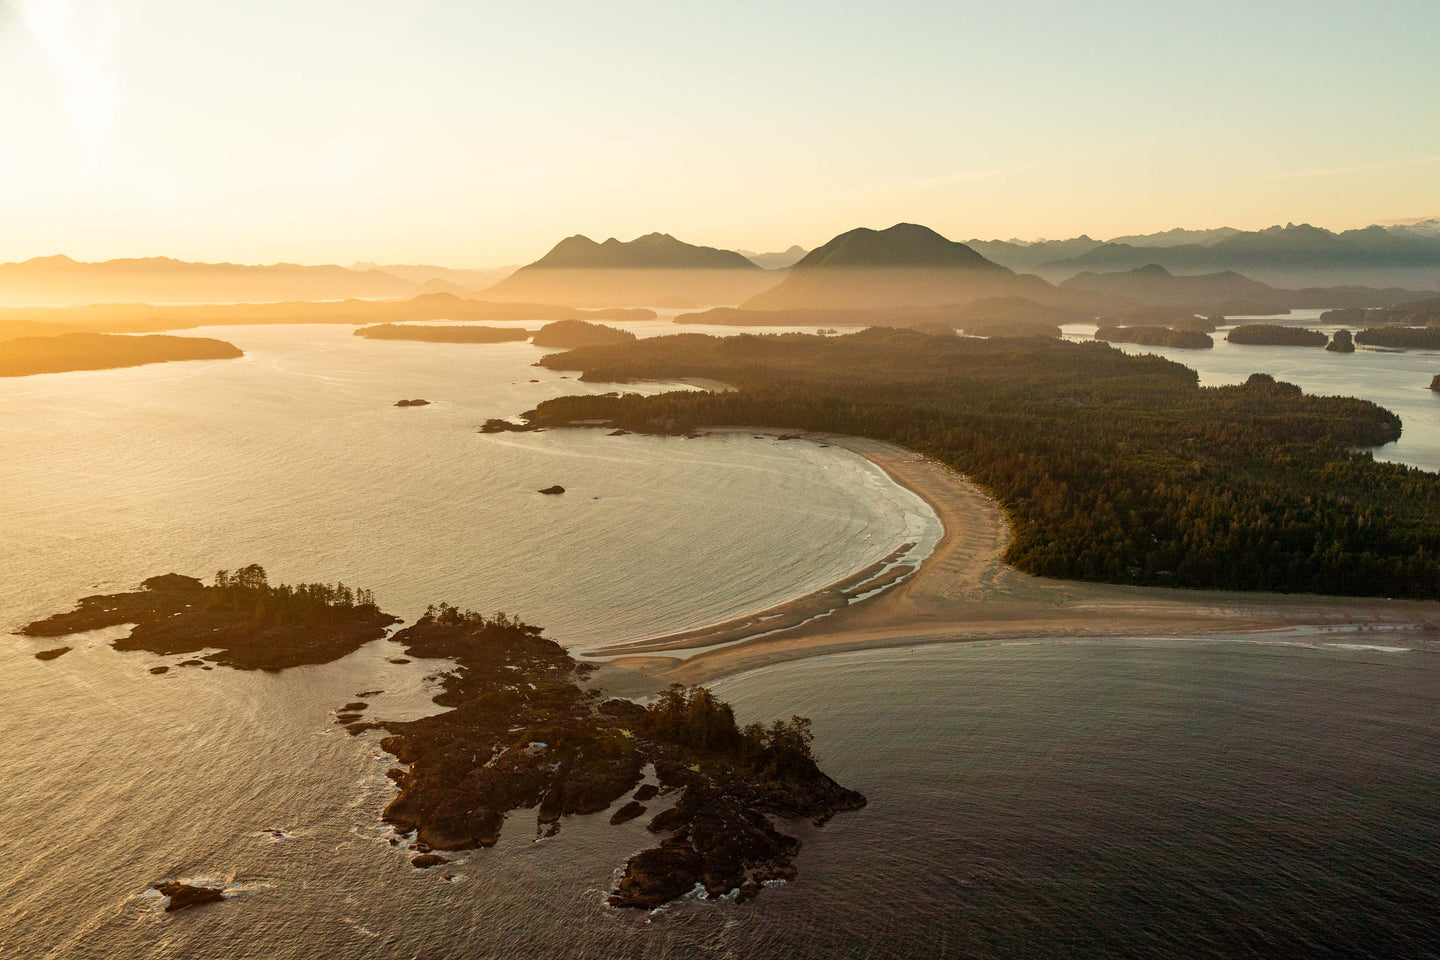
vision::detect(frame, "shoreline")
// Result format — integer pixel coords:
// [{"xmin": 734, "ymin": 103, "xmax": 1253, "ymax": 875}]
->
[{"xmin": 593, "ymin": 430, "xmax": 1440, "ymax": 697}]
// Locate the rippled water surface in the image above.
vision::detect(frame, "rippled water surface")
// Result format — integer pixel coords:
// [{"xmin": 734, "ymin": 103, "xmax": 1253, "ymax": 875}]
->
[{"xmin": 2, "ymin": 322, "xmax": 1438, "ymax": 958}]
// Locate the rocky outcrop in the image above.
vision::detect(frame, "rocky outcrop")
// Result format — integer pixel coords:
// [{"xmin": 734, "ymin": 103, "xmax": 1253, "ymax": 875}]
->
[{"xmin": 154, "ymin": 882, "xmax": 224, "ymax": 912}]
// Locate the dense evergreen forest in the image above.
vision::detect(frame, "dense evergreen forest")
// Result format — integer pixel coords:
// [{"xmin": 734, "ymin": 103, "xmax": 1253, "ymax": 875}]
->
[
  {"xmin": 1226, "ymin": 324, "xmax": 1328, "ymax": 346},
  {"xmin": 1094, "ymin": 325, "xmax": 1213, "ymax": 349},
  {"xmin": 1354, "ymin": 326, "xmax": 1440, "ymax": 349},
  {"xmin": 528, "ymin": 329, "xmax": 1440, "ymax": 598}
]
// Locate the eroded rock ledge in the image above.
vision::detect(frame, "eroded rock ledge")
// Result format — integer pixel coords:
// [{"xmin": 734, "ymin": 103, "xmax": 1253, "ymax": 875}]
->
[{"xmin": 378, "ymin": 605, "xmax": 865, "ymax": 907}]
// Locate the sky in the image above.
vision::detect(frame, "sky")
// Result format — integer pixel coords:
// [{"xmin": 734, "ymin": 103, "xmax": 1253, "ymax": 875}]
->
[{"xmin": 2, "ymin": 0, "xmax": 1438, "ymax": 266}]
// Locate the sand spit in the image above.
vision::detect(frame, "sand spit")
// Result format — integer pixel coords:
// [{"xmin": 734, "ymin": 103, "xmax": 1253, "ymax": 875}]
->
[{"xmin": 592, "ymin": 431, "xmax": 1440, "ymax": 697}]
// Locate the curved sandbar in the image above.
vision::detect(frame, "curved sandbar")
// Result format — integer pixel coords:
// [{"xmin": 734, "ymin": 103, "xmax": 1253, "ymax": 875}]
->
[{"xmin": 594, "ymin": 431, "xmax": 1440, "ymax": 696}]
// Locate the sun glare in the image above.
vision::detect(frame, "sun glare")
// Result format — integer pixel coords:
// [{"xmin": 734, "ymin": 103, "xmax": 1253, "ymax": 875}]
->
[{"xmin": 10, "ymin": 0, "xmax": 117, "ymax": 167}]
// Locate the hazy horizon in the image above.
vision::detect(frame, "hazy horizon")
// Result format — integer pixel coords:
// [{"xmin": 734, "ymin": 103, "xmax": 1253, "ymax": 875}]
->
[{"xmin": 3, "ymin": 0, "xmax": 1437, "ymax": 266}]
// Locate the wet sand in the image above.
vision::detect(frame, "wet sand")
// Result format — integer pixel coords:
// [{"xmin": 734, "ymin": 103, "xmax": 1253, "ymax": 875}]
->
[{"xmin": 592, "ymin": 431, "xmax": 1440, "ymax": 697}]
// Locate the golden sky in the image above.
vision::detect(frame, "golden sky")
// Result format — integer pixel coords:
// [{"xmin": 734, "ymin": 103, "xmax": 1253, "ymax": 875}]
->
[{"xmin": 2, "ymin": 0, "xmax": 1438, "ymax": 266}]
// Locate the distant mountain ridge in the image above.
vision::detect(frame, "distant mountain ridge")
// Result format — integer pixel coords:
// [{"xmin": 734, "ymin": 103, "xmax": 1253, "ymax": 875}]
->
[
  {"xmin": 479, "ymin": 232, "xmax": 778, "ymax": 307},
  {"xmin": 521, "ymin": 233, "xmax": 759, "ymax": 270},
  {"xmin": 973, "ymin": 222, "xmax": 1440, "ymax": 288},
  {"xmin": 737, "ymin": 245, "xmax": 808, "ymax": 270},
  {"xmin": 0, "ymin": 255, "xmax": 420, "ymax": 306}
]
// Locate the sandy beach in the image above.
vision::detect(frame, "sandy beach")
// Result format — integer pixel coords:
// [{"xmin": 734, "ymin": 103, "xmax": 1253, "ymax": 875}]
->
[{"xmin": 592, "ymin": 431, "xmax": 1440, "ymax": 696}]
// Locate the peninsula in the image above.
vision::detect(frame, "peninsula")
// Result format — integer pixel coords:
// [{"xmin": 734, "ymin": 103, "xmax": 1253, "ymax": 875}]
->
[
  {"xmin": 0, "ymin": 332, "xmax": 242, "ymax": 377},
  {"xmin": 525, "ymin": 328, "xmax": 1437, "ymax": 599}
]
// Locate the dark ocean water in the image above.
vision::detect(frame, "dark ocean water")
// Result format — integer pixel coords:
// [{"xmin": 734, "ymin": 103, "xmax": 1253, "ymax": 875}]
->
[{"xmin": 3, "ymin": 637, "xmax": 1434, "ymax": 959}]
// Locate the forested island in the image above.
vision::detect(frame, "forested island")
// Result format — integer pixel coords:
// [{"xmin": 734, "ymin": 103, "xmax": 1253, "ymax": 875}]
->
[
  {"xmin": 379, "ymin": 605, "xmax": 864, "ymax": 906},
  {"xmin": 1225, "ymin": 324, "xmax": 1328, "ymax": 346},
  {"xmin": 1094, "ymin": 325, "xmax": 1214, "ymax": 349},
  {"xmin": 1354, "ymin": 326, "xmax": 1440, "ymax": 350},
  {"xmin": 530, "ymin": 319, "xmax": 637, "ymax": 348},
  {"xmin": 520, "ymin": 329, "xmax": 1440, "ymax": 598},
  {"xmin": 21, "ymin": 566, "xmax": 396, "ymax": 670},
  {"xmin": 354, "ymin": 324, "xmax": 532, "ymax": 343},
  {"xmin": 0, "ymin": 332, "xmax": 242, "ymax": 377}
]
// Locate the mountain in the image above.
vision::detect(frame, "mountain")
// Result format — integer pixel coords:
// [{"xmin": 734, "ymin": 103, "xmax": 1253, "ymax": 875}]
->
[
  {"xmin": 737, "ymin": 245, "xmax": 809, "ymax": 269},
  {"xmin": 1042, "ymin": 223, "xmax": 1440, "ymax": 288},
  {"xmin": 352, "ymin": 262, "xmax": 520, "ymax": 291},
  {"xmin": 0, "ymin": 255, "xmax": 421, "ymax": 307},
  {"xmin": 1105, "ymin": 227, "xmax": 1242, "ymax": 248},
  {"xmin": 740, "ymin": 224, "xmax": 1053, "ymax": 310},
  {"xmin": 1060, "ymin": 264, "xmax": 1432, "ymax": 316},
  {"xmin": 480, "ymin": 233, "xmax": 779, "ymax": 307},
  {"xmin": 1060, "ymin": 265, "xmax": 1275, "ymax": 311},
  {"xmin": 965, "ymin": 236, "xmax": 1104, "ymax": 273}
]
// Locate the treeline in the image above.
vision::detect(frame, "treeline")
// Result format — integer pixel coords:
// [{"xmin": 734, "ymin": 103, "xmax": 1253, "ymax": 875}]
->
[
  {"xmin": 641, "ymin": 684, "xmax": 819, "ymax": 780},
  {"xmin": 1355, "ymin": 326, "xmax": 1440, "ymax": 349},
  {"xmin": 354, "ymin": 323, "xmax": 532, "ymax": 343},
  {"xmin": 208, "ymin": 564, "xmax": 380, "ymax": 624},
  {"xmin": 1095, "ymin": 325, "xmax": 1213, "ymax": 349},
  {"xmin": 528, "ymin": 329, "xmax": 1440, "ymax": 599},
  {"xmin": 1226, "ymin": 324, "xmax": 1328, "ymax": 347}
]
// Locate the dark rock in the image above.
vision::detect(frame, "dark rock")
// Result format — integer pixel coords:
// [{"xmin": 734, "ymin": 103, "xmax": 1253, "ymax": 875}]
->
[
  {"xmin": 411, "ymin": 854, "xmax": 450, "ymax": 869},
  {"xmin": 149, "ymin": 665, "xmax": 169, "ymax": 675},
  {"xmin": 389, "ymin": 658, "xmax": 411, "ymax": 665},
  {"xmin": 1431, "ymin": 375, "xmax": 1440, "ymax": 392},
  {"xmin": 346, "ymin": 722, "xmax": 378, "ymax": 736},
  {"xmin": 395, "ymin": 399, "xmax": 431, "ymax": 407},
  {"xmin": 340, "ymin": 701, "xmax": 368, "ymax": 712},
  {"xmin": 608, "ymin": 429, "xmax": 630, "ymax": 436},
  {"xmin": 479, "ymin": 418, "xmax": 537, "ymax": 433},
  {"xmin": 609, "ymin": 801, "xmax": 648, "ymax": 825},
  {"xmin": 537, "ymin": 485, "xmax": 565, "ymax": 495},
  {"xmin": 34, "ymin": 647, "xmax": 71, "ymax": 661},
  {"xmin": 155, "ymin": 881, "xmax": 224, "ymax": 912},
  {"xmin": 179, "ymin": 659, "xmax": 206, "ymax": 667},
  {"xmin": 334, "ymin": 713, "xmax": 363, "ymax": 723},
  {"xmin": 634, "ymin": 784, "xmax": 659, "ymax": 803}
]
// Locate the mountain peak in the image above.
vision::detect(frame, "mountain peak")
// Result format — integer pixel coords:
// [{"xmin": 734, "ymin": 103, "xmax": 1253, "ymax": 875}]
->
[
  {"xmin": 792, "ymin": 223, "xmax": 1004, "ymax": 271},
  {"xmin": 523, "ymin": 233, "xmax": 757, "ymax": 270}
]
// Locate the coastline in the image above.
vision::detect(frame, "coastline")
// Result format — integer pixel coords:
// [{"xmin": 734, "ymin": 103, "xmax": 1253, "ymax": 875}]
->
[{"xmin": 593, "ymin": 430, "xmax": 1440, "ymax": 697}]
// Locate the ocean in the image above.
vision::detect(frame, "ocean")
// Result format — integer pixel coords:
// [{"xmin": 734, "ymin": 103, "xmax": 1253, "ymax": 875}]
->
[{"xmin": 1, "ymin": 321, "xmax": 1437, "ymax": 958}]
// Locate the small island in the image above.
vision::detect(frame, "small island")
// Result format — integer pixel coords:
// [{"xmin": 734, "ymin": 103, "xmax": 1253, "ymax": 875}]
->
[
  {"xmin": 1094, "ymin": 325, "xmax": 1214, "ymax": 349},
  {"xmin": 0, "ymin": 332, "xmax": 243, "ymax": 378},
  {"xmin": 530, "ymin": 319, "xmax": 638, "ymax": 349},
  {"xmin": 1225, "ymin": 324, "xmax": 1327, "ymax": 347},
  {"xmin": 354, "ymin": 323, "xmax": 533, "ymax": 343},
  {"xmin": 1326, "ymin": 329, "xmax": 1356, "ymax": 353},
  {"xmin": 1355, "ymin": 326, "xmax": 1440, "ymax": 350},
  {"xmin": 538, "ymin": 484, "xmax": 566, "ymax": 495},
  {"xmin": 154, "ymin": 881, "xmax": 225, "ymax": 912},
  {"xmin": 20, "ymin": 567, "xmax": 397, "ymax": 670},
  {"xmin": 395, "ymin": 398, "xmax": 431, "ymax": 407}
]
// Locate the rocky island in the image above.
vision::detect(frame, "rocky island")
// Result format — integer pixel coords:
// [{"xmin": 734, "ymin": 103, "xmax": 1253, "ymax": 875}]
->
[
  {"xmin": 0, "ymin": 332, "xmax": 243, "ymax": 377},
  {"xmin": 377, "ymin": 605, "xmax": 865, "ymax": 907},
  {"xmin": 22, "ymin": 575, "xmax": 863, "ymax": 908},
  {"xmin": 1326, "ymin": 329, "xmax": 1356, "ymax": 352},
  {"xmin": 20, "ymin": 567, "xmax": 398, "ymax": 670}
]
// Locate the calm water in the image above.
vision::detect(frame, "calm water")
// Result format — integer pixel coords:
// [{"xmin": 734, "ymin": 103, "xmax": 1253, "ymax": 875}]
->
[{"xmin": 2, "ymin": 322, "xmax": 1438, "ymax": 958}]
